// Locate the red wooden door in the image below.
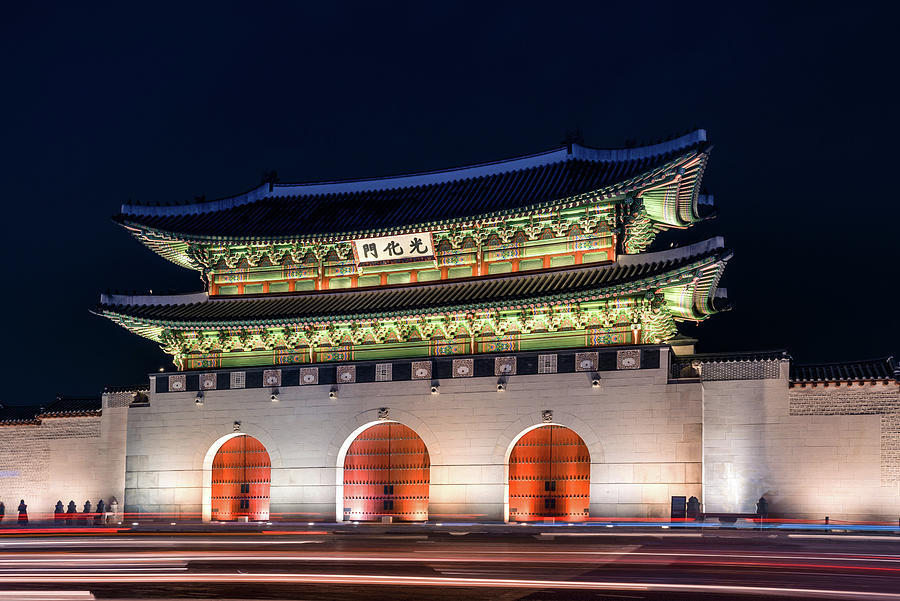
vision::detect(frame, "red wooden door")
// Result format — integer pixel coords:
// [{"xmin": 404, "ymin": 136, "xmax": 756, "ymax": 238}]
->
[
  {"xmin": 343, "ymin": 423, "xmax": 430, "ymax": 521},
  {"xmin": 211, "ymin": 435, "xmax": 271, "ymax": 521},
  {"xmin": 509, "ymin": 425, "xmax": 590, "ymax": 522}
]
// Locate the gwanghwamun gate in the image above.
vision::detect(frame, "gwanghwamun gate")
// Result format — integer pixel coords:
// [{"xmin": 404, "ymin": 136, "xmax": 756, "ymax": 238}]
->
[{"xmin": 1, "ymin": 130, "xmax": 898, "ymax": 524}]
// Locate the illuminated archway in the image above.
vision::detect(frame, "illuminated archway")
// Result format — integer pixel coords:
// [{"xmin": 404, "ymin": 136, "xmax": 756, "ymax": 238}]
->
[
  {"xmin": 508, "ymin": 424, "xmax": 590, "ymax": 522},
  {"xmin": 208, "ymin": 434, "xmax": 271, "ymax": 521},
  {"xmin": 341, "ymin": 422, "xmax": 430, "ymax": 521}
]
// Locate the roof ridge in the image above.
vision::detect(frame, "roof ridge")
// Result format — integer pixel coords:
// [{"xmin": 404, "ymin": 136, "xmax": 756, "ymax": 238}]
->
[{"xmin": 120, "ymin": 130, "xmax": 707, "ymax": 218}]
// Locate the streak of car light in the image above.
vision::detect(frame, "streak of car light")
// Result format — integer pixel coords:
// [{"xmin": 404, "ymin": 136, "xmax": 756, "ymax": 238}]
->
[{"xmin": 0, "ymin": 572, "xmax": 898, "ymax": 599}]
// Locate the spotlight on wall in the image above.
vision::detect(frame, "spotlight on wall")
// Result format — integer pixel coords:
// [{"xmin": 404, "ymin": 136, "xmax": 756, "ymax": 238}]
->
[
  {"xmin": 195, "ymin": 391, "xmax": 204, "ymax": 405},
  {"xmin": 329, "ymin": 387, "xmax": 338, "ymax": 400},
  {"xmin": 591, "ymin": 373, "xmax": 601, "ymax": 389},
  {"xmin": 270, "ymin": 388, "xmax": 279, "ymax": 402},
  {"xmin": 430, "ymin": 382, "xmax": 440, "ymax": 395},
  {"xmin": 497, "ymin": 377, "xmax": 506, "ymax": 392}
]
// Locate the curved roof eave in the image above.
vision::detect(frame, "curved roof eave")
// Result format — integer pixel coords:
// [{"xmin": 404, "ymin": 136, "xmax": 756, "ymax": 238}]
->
[
  {"xmin": 97, "ymin": 237, "xmax": 729, "ymax": 337},
  {"xmin": 120, "ymin": 131, "xmax": 708, "ymax": 219},
  {"xmin": 118, "ymin": 146, "xmax": 707, "ymax": 257}
]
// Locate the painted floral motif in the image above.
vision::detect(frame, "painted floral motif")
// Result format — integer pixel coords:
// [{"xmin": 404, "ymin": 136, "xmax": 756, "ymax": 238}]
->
[
  {"xmin": 337, "ymin": 365, "xmax": 356, "ymax": 383},
  {"xmin": 411, "ymin": 361, "xmax": 432, "ymax": 380},
  {"xmin": 452, "ymin": 358, "xmax": 474, "ymax": 378},
  {"xmin": 299, "ymin": 367, "xmax": 319, "ymax": 385},
  {"xmin": 575, "ymin": 351, "xmax": 599, "ymax": 372},
  {"xmin": 617, "ymin": 349, "xmax": 641, "ymax": 370},
  {"xmin": 495, "ymin": 356, "xmax": 517, "ymax": 376},
  {"xmin": 263, "ymin": 369, "xmax": 282, "ymax": 387}
]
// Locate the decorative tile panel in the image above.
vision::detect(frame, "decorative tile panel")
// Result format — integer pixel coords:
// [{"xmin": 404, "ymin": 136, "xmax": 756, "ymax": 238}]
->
[
  {"xmin": 452, "ymin": 358, "xmax": 474, "ymax": 378},
  {"xmin": 411, "ymin": 361, "xmax": 432, "ymax": 380},
  {"xmin": 617, "ymin": 349, "xmax": 641, "ymax": 370},
  {"xmin": 495, "ymin": 356, "xmax": 517, "ymax": 376},
  {"xmin": 538, "ymin": 354, "xmax": 557, "ymax": 374},
  {"xmin": 378, "ymin": 407, "xmax": 390, "ymax": 420},
  {"xmin": 200, "ymin": 373, "xmax": 217, "ymax": 390},
  {"xmin": 168, "ymin": 374, "xmax": 186, "ymax": 392},
  {"xmin": 299, "ymin": 367, "xmax": 319, "ymax": 385},
  {"xmin": 336, "ymin": 365, "xmax": 356, "ymax": 384},
  {"xmin": 575, "ymin": 351, "xmax": 599, "ymax": 372},
  {"xmin": 263, "ymin": 369, "xmax": 282, "ymax": 387},
  {"xmin": 375, "ymin": 363, "xmax": 393, "ymax": 382},
  {"xmin": 230, "ymin": 371, "xmax": 246, "ymax": 389}
]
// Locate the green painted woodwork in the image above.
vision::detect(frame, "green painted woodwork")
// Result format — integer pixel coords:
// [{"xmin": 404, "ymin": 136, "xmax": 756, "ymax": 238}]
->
[
  {"xmin": 387, "ymin": 272, "xmax": 411, "ymax": 285},
  {"xmin": 358, "ymin": 274, "xmax": 381, "ymax": 287},
  {"xmin": 417, "ymin": 270, "xmax": 441, "ymax": 282},
  {"xmin": 448, "ymin": 266, "xmax": 473, "ymax": 279},
  {"xmin": 294, "ymin": 279, "xmax": 316, "ymax": 291},
  {"xmin": 519, "ymin": 258, "xmax": 544, "ymax": 271},
  {"xmin": 488, "ymin": 262, "xmax": 513, "ymax": 274},
  {"xmin": 328, "ymin": 277, "xmax": 352, "ymax": 289},
  {"xmin": 583, "ymin": 251, "xmax": 608, "ymax": 263},
  {"xmin": 269, "ymin": 282, "xmax": 289, "ymax": 293},
  {"xmin": 550, "ymin": 255, "xmax": 576, "ymax": 268}
]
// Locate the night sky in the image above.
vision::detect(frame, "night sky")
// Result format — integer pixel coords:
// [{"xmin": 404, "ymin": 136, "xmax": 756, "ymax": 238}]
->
[{"xmin": 2, "ymin": 3, "xmax": 896, "ymax": 404}]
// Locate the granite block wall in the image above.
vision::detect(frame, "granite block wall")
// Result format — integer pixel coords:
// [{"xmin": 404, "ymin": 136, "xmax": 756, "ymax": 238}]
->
[
  {"xmin": 125, "ymin": 352, "xmax": 704, "ymax": 521},
  {"xmin": 0, "ymin": 396, "xmax": 127, "ymax": 521}
]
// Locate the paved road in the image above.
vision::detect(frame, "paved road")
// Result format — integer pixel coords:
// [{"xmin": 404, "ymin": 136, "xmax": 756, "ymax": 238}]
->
[{"xmin": 1, "ymin": 528, "xmax": 899, "ymax": 600}]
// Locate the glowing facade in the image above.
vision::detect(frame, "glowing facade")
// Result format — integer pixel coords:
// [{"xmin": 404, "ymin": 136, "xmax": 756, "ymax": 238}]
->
[{"xmin": 3, "ymin": 131, "xmax": 897, "ymax": 524}]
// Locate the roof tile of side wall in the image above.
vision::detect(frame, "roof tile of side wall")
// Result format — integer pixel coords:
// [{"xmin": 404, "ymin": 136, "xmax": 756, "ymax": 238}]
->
[
  {"xmin": 790, "ymin": 357, "xmax": 899, "ymax": 384},
  {"xmin": 0, "ymin": 396, "xmax": 101, "ymax": 425},
  {"xmin": 117, "ymin": 133, "xmax": 709, "ymax": 238}
]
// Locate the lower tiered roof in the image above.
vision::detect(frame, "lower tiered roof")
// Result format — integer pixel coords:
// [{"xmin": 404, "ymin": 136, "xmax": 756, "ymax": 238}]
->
[{"xmin": 98, "ymin": 237, "xmax": 730, "ymax": 333}]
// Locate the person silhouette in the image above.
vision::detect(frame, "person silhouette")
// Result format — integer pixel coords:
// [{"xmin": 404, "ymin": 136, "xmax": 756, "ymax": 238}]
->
[
  {"xmin": 95, "ymin": 500, "xmax": 105, "ymax": 525},
  {"xmin": 17, "ymin": 500, "xmax": 27, "ymax": 525},
  {"xmin": 54, "ymin": 500, "xmax": 65, "ymax": 523},
  {"xmin": 0, "ymin": 501, "xmax": 5, "ymax": 523},
  {"xmin": 66, "ymin": 500, "xmax": 76, "ymax": 525}
]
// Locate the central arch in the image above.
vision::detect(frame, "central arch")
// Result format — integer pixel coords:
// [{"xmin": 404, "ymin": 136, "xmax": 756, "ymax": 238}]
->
[
  {"xmin": 209, "ymin": 434, "xmax": 271, "ymax": 521},
  {"xmin": 508, "ymin": 424, "xmax": 590, "ymax": 522},
  {"xmin": 341, "ymin": 421, "xmax": 430, "ymax": 521}
]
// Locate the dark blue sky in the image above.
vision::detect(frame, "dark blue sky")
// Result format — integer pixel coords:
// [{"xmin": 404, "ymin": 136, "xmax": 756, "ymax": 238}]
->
[{"xmin": 1, "ymin": 2, "xmax": 895, "ymax": 402}]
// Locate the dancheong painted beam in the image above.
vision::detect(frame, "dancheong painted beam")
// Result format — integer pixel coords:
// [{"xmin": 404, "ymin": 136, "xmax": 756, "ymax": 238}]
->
[{"xmin": 96, "ymin": 238, "xmax": 730, "ymax": 370}]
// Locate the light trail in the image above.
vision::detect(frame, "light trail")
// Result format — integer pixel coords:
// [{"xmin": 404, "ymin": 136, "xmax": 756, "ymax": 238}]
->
[
  {"xmin": 0, "ymin": 572, "xmax": 899, "ymax": 599},
  {"xmin": 1, "ymin": 550, "xmax": 899, "ymax": 572}
]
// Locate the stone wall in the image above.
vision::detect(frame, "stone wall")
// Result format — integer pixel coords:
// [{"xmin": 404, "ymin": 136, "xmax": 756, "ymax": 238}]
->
[
  {"xmin": 125, "ymin": 353, "xmax": 704, "ymax": 521},
  {"xmin": 0, "ymin": 397, "xmax": 128, "ymax": 522},
  {"xmin": 703, "ymin": 366, "xmax": 900, "ymax": 520}
]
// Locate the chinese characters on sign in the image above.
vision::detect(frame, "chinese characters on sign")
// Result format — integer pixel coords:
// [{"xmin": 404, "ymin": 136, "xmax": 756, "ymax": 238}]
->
[{"xmin": 353, "ymin": 232, "xmax": 435, "ymax": 265}]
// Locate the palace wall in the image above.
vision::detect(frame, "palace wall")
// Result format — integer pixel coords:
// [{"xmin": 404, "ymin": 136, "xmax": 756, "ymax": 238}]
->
[
  {"xmin": 124, "ymin": 350, "xmax": 705, "ymax": 521},
  {"xmin": 0, "ymin": 395, "xmax": 128, "ymax": 521},
  {"xmin": 701, "ymin": 363, "xmax": 900, "ymax": 521}
]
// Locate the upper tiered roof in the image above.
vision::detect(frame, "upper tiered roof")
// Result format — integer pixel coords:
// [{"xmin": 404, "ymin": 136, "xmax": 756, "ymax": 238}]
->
[{"xmin": 117, "ymin": 130, "xmax": 710, "ymax": 241}]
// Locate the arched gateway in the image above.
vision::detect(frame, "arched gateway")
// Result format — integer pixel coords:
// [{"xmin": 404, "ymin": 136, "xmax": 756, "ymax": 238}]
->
[
  {"xmin": 508, "ymin": 425, "xmax": 590, "ymax": 522},
  {"xmin": 210, "ymin": 434, "xmax": 271, "ymax": 521},
  {"xmin": 343, "ymin": 422, "xmax": 430, "ymax": 521}
]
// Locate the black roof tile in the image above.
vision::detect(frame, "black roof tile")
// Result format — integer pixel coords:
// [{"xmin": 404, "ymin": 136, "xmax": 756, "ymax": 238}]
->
[
  {"xmin": 118, "ymin": 135, "xmax": 708, "ymax": 238},
  {"xmin": 36, "ymin": 396, "xmax": 101, "ymax": 417},
  {"xmin": 99, "ymin": 239, "xmax": 727, "ymax": 325},
  {"xmin": 790, "ymin": 357, "xmax": 898, "ymax": 383}
]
